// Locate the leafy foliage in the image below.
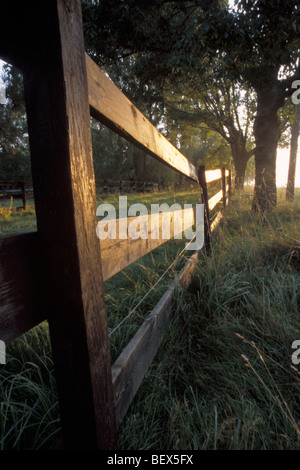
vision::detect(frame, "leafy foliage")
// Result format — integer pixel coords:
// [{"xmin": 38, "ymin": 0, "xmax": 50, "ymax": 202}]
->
[{"xmin": 0, "ymin": 64, "xmax": 31, "ymax": 181}]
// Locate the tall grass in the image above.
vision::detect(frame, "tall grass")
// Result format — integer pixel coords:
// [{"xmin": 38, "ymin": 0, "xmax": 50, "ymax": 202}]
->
[
  {"xmin": 0, "ymin": 324, "xmax": 60, "ymax": 449},
  {"xmin": 0, "ymin": 188, "xmax": 299, "ymax": 449}
]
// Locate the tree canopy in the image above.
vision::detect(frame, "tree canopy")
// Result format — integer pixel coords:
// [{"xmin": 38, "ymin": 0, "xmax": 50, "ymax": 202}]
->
[
  {"xmin": 1, "ymin": 0, "xmax": 300, "ymax": 207},
  {"xmin": 83, "ymin": 0, "xmax": 300, "ymax": 210}
]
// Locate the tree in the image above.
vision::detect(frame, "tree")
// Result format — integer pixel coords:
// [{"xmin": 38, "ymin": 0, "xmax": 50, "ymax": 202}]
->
[
  {"xmin": 199, "ymin": 1, "xmax": 300, "ymax": 211},
  {"xmin": 0, "ymin": 63, "xmax": 31, "ymax": 181},
  {"xmin": 164, "ymin": 72, "xmax": 256, "ymax": 189}
]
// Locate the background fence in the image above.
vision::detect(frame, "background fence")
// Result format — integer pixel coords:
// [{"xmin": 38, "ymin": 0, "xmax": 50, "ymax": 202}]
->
[
  {"xmin": 0, "ymin": 178, "xmax": 198, "ymax": 207},
  {"xmin": 0, "ymin": 181, "xmax": 33, "ymax": 210}
]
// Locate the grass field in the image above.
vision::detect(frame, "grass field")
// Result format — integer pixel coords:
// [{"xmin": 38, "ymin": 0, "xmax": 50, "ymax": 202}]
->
[{"xmin": 0, "ymin": 188, "xmax": 299, "ymax": 449}]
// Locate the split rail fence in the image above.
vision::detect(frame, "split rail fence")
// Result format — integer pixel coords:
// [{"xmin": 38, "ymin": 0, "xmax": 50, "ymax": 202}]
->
[{"xmin": 0, "ymin": 0, "xmax": 231, "ymax": 450}]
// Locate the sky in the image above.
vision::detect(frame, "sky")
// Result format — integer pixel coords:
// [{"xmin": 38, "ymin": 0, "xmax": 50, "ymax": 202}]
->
[{"xmin": 277, "ymin": 146, "xmax": 300, "ymax": 188}]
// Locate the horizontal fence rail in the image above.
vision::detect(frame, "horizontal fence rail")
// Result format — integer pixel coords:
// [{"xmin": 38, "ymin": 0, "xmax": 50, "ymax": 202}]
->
[
  {"xmin": 86, "ymin": 54, "xmax": 199, "ymax": 183},
  {"xmin": 0, "ymin": 181, "xmax": 33, "ymax": 209},
  {"xmin": 99, "ymin": 206, "xmax": 199, "ymax": 281},
  {"xmin": 208, "ymin": 189, "xmax": 223, "ymax": 211}
]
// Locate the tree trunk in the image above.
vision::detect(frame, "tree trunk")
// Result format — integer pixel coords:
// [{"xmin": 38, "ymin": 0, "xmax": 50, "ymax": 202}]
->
[
  {"xmin": 233, "ymin": 151, "xmax": 248, "ymax": 190},
  {"xmin": 230, "ymin": 139, "xmax": 251, "ymax": 191},
  {"xmin": 286, "ymin": 105, "xmax": 300, "ymax": 201},
  {"xmin": 252, "ymin": 88, "xmax": 282, "ymax": 213}
]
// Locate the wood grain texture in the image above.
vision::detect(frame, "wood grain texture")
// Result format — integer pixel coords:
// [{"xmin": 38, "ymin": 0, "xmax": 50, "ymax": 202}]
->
[
  {"xmin": 86, "ymin": 54, "xmax": 199, "ymax": 182},
  {"xmin": 22, "ymin": 0, "xmax": 117, "ymax": 450}
]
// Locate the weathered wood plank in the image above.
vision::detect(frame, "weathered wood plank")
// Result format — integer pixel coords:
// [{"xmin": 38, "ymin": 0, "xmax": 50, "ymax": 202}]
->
[
  {"xmin": 198, "ymin": 165, "xmax": 211, "ymax": 253},
  {"xmin": 0, "ymin": 232, "xmax": 46, "ymax": 342},
  {"xmin": 22, "ymin": 0, "xmax": 117, "ymax": 450},
  {"xmin": 221, "ymin": 167, "xmax": 226, "ymax": 209},
  {"xmin": 86, "ymin": 54, "xmax": 199, "ymax": 182},
  {"xmin": 112, "ymin": 249, "xmax": 200, "ymax": 427},
  {"xmin": 99, "ymin": 207, "xmax": 200, "ymax": 281},
  {"xmin": 211, "ymin": 211, "xmax": 223, "ymax": 231}
]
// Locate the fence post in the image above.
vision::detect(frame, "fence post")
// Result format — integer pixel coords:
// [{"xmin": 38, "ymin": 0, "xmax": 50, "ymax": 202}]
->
[
  {"xmin": 228, "ymin": 169, "xmax": 232, "ymax": 203},
  {"xmin": 221, "ymin": 167, "xmax": 226, "ymax": 209},
  {"xmin": 21, "ymin": 181, "xmax": 26, "ymax": 210},
  {"xmin": 198, "ymin": 165, "xmax": 211, "ymax": 253},
  {"xmin": 21, "ymin": 0, "xmax": 117, "ymax": 449},
  {"xmin": 104, "ymin": 179, "xmax": 108, "ymax": 194}
]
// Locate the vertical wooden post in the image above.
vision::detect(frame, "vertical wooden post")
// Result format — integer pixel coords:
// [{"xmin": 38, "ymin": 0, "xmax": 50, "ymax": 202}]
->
[
  {"xmin": 228, "ymin": 169, "xmax": 232, "ymax": 203},
  {"xmin": 22, "ymin": 0, "xmax": 117, "ymax": 449},
  {"xmin": 104, "ymin": 179, "xmax": 108, "ymax": 194},
  {"xmin": 21, "ymin": 182, "xmax": 26, "ymax": 210},
  {"xmin": 221, "ymin": 167, "xmax": 226, "ymax": 209},
  {"xmin": 198, "ymin": 166, "xmax": 211, "ymax": 253}
]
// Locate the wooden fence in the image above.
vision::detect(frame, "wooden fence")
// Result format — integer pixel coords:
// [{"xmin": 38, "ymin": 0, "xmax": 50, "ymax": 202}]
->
[
  {"xmin": 0, "ymin": 1, "xmax": 231, "ymax": 450},
  {"xmin": 0, "ymin": 178, "xmax": 193, "ymax": 205},
  {"xmin": 0, "ymin": 181, "xmax": 33, "ymax": 210},
  {"xmin": 96, "ymin": 179, "xmax": 159, "ymax": 194}
]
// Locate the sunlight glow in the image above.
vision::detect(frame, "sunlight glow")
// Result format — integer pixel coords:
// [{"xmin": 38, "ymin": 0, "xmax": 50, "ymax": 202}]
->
[{"xmin": 276, "ymin": 143, "xmax": 300, "ymax": 188}]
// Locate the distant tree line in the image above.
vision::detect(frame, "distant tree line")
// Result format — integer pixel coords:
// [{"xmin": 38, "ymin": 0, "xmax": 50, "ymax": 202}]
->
[{"xmin": 1, "ymin": 0, "xmax": 300, "ymax": 210}]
